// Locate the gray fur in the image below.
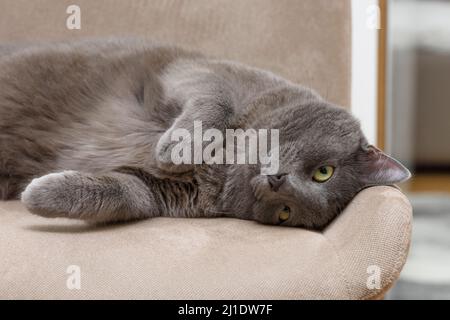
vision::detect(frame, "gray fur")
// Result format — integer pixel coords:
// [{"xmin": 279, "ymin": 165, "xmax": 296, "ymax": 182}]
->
[{"xmin": 0, "ymin": 39, "xmax": 410, "ymax": 229}]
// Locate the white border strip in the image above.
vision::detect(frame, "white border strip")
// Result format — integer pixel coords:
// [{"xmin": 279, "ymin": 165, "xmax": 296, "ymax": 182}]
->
[{"xmin": 351, "ymin": 0, "xmax": 379, "ymax": 145}]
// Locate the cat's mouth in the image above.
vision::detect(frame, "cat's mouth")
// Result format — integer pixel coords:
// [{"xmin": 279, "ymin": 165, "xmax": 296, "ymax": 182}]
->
[{"xmin": 250, "ymin": 175, "xmax": 275, "ymax": 200}]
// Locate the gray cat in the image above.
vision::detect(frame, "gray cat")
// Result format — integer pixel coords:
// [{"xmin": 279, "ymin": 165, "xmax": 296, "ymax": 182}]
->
[{"xmin": 0, "ymin": 39, "xmax": 410, "ymax": 229}]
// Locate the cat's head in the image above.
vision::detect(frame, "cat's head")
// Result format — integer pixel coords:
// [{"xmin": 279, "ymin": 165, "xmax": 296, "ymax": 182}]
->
[{"xmin": 246, "ymin": 96, "xmax": 411, "ymax": 229}]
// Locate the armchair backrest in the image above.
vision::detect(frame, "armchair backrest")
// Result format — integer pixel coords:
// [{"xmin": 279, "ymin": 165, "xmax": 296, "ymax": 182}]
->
[{"xmin": 0, "ymin": 0, "xmax": 351, "ymax": 107}]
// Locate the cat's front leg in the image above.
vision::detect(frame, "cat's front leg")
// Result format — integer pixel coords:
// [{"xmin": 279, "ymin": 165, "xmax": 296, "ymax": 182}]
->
[
  {"xmin": 156, "ymin": 98, "xmax": 234, "ymax": 172},
  {"xmin": 21, "ymin": 170, "xmax": 155, "ymax": 223}
]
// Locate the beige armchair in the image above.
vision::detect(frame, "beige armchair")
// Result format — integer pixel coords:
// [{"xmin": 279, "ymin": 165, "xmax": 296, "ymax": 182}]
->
[{"xmin": 0, "ymin": 0, "xmax": 412, "ymax": 299}]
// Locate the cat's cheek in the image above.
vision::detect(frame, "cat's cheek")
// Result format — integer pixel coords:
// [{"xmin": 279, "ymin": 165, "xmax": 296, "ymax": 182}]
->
[{"xmin": 251, "ymin": 202, "xmax": 278, "ymax": 225}]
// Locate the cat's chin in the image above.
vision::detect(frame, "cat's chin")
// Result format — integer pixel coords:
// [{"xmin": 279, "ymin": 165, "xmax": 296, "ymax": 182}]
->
[
  {"xmin": 219, "ymin": 165, "xmax": 258, "ymax": 216},
  {"xmin": 250, "ymin": 175, "xmax": 271, "ymax": 201}
]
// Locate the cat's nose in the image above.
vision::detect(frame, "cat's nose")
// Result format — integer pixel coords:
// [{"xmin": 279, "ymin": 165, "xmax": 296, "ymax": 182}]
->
[{"xmin": 267, "ymin": 174, "xmax": 287, "ymax": 192}]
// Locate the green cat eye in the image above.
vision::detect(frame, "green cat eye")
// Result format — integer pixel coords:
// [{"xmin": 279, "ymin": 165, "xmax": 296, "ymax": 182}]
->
[
  {"xmin": 313, "ymin": 166, "xmax": 334, "ymax": 183},
  {"xmin": 278, "ymin": 206, "xmax": 290, "ymax": 222}
]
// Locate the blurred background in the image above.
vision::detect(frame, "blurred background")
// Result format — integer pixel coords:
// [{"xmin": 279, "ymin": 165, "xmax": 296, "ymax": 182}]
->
[{"xmin": 386, "ymin": 0, "xmax": 450, "ymax": 299}]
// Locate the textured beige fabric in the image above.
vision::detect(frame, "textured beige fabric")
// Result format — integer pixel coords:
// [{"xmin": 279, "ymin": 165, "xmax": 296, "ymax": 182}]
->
[
  {"xmin": 0, "ymin": 187, "xmax": 412, "ymax": 299},
  {"xmin": 0, "ymin": 0, "xmax": 351, "ymax": 107}
]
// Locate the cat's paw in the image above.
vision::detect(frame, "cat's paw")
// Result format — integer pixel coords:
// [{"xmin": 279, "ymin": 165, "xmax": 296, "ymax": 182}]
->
[{"xmin": 21, "ymin": 171, "xmax": 79, "ymax": 218}]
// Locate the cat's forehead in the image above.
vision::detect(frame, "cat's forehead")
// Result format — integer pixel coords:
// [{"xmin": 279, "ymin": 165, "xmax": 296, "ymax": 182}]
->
[
  {"xmin": 278, "ymin": 102, "xmax": 363, "ymax": 162},
  {"xmin": 284, "ymin": 101, "xmax": 360, "ymax": 133}
]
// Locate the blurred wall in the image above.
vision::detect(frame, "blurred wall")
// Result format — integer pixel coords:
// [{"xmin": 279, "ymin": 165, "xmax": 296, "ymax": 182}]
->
[{"xmin": 415, "ymin": 49, "xmax": 450, "ymax": 167}]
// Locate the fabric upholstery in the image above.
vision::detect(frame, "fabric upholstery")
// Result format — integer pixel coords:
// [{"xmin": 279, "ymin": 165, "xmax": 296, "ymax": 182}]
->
[
  {"xmin": 0, "ymin": 187, "xmax": 411, "ymax": 299},
  {"xmin": 0, "ymin": 0, "xmax": 351, "ymax": 107}
]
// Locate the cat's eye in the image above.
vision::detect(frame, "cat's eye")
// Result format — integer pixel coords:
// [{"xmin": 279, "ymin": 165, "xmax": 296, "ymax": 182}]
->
[
  {"xmin": 278, "ymin": 206, "xmax": 290, "ymax": 222},
  {"xmin": 313, "ymin": 166, "xmax": 334, "ymax": 183}
]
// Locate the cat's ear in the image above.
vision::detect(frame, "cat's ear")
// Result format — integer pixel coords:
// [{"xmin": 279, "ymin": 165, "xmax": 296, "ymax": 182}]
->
[{"xmin": 357, "ymin": 145, "xmax": 411, "ymax": 185}]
